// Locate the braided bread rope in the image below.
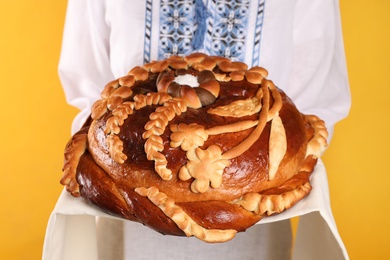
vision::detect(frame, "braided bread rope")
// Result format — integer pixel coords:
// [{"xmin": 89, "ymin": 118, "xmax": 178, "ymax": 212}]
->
[
  {"xmin": 61, "ymin": 132, "xmax": 87, "ymax": 197},
  {"xmin": 135, "ymin": 186, "xmax": 237, "ymax": 243},
  {"xmin": 61, "ymin": 53, "xmax": 328, "ymax": 242}
]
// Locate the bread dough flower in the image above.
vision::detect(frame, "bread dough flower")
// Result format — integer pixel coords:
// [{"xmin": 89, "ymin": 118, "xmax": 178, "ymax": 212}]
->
[
  {"xmin": 170, "ymin": 123, "xmax": 209, "ymax": 151},
  {"xmin": 179, "ymin": 145, "xmax": 230, "ymax": 193}
]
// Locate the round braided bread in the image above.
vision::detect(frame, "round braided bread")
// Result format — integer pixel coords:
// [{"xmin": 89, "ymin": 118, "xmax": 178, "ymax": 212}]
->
[{"xmin": 61, "ymin": 53, "xmax": 328, "ymax": 243}]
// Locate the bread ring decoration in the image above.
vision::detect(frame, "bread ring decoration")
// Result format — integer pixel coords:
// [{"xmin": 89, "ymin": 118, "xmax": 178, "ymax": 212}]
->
[
  {"xmin": 156, "ymin": 68, "xmax": 220, "ymax": 108},
  {"xmin": 61, "ymin": 53, "xmax": 329, "ymax": 243}
]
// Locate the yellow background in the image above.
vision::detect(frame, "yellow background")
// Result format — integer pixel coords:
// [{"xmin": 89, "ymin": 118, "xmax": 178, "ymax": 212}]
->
[{"xmin": 0, "ymin": 1, "xmax": 389, "ymax": 259}]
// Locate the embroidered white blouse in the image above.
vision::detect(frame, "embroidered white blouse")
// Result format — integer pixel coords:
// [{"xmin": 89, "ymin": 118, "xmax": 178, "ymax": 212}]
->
[
  {"xmin": 48, "ymin": 0, "xmax": 351, "ymax": 259},
  {"xmin": 60, "ymin": 0, "xmax": 350, "ymax": 135}
]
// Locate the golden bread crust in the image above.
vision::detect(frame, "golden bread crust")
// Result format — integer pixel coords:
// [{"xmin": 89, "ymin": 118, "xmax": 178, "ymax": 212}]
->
[{"xmin": 61, "ymin": 53, "xmax": 328, "ymax": 242}]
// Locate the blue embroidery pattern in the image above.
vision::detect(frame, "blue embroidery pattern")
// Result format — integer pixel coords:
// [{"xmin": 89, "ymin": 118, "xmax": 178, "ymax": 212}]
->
[
  {"xmin": 252, "ymin": 0, "xmax": 265, "ymax": 66},
  {"xmin": 144, "ymin": 0, "xmax": 153, "ymax": 63},
  {"xmin": 143, "ymin": 0, "xmax": 266, "ymax": 66},
  {"xmin": 159, "ymin": 1, "xmax": 196, "ymax": 59},
  {"xmin": 204, "ymin": 0, "xmax": 250, "ymax": 62}
]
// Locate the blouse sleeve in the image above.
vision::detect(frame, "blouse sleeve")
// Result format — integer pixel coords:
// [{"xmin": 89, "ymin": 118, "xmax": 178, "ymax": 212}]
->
[
  {"xmin": 287, "ymin": 0, "xmax": 351, "ymax": 138},
  {"xmin": 58, "ymin": 0, "xmax": 114, "ymax": 134}
]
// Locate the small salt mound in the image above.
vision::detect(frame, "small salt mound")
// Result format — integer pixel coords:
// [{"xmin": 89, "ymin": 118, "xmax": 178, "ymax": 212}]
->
[{"xmin": 174, "ymin": 74, "xmax": 199, "ymax": 88}]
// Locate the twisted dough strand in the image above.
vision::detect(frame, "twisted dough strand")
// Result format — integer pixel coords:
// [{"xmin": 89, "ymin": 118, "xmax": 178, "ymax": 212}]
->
[
  {"xmin": 135, "ymin": 186, "xmax": 237, "ymax": 243},
  {"xmin": 143, "ymin": 98, "xmax": 188, "ymax": 180},
  {"xmin": 105, "ymin": 93, "xmax": 172, "ymax": 164},
  {"xmin": 233, "ymin": 182, "xmax": 312, "ymax": 216},
  {"xmin": 61, "ymin": 132, "xmax": 88, "ymax": 196}
]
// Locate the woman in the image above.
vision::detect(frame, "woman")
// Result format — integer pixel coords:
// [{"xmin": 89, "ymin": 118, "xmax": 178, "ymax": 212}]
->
[{"xmin": 57, "ymin": 0, "xmax": 350, "ymax": 259}]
